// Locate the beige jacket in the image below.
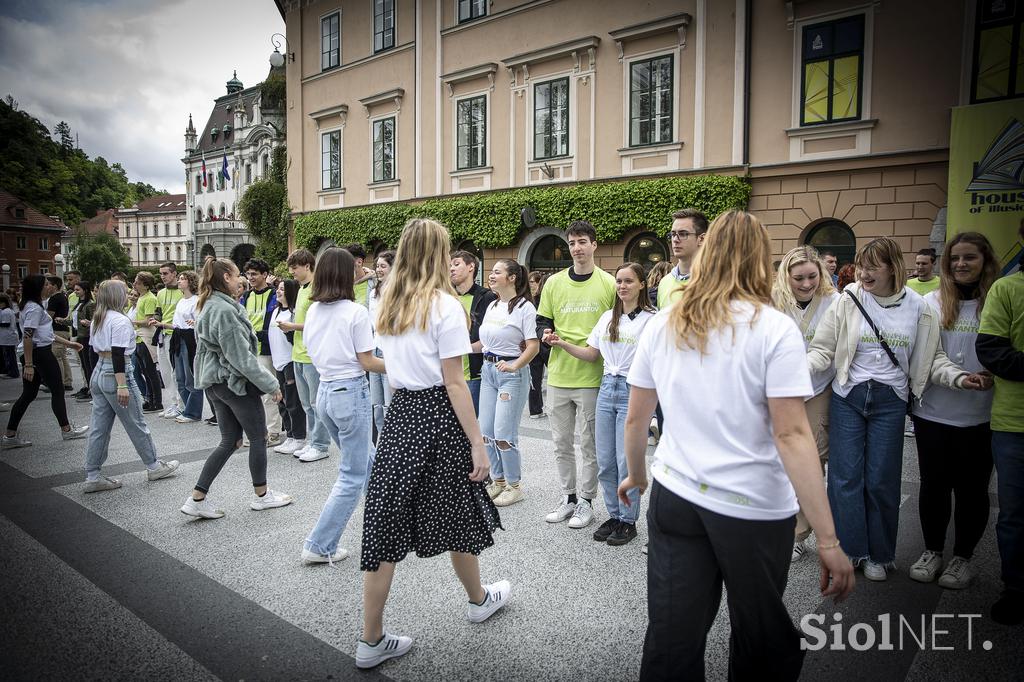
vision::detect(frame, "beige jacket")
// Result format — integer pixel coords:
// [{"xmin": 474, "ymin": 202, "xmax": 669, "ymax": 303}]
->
[{"xmin": 807, "ymin": 283, "xmax": 968, "ymax": 402}]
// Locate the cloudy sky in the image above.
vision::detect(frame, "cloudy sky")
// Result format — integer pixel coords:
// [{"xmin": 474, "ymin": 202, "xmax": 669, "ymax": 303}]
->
[{"xmin": 0, "ymin": 0, "xmax": 284, "ymax": 194}]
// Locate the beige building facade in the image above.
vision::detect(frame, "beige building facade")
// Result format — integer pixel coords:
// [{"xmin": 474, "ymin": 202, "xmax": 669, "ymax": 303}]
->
[{"xmin": 276, "ymin": 0, "xmax": 1002, "ymax": 272}]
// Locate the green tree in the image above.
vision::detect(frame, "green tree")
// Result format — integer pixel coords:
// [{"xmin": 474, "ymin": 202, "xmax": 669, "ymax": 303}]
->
[
  {"xmin": 67, "ymin": 231, "xmax": 131, "ymax": 285},
  {"xmin": 238, "ymin": 145, "xmax": 289, "ymax": 263}
]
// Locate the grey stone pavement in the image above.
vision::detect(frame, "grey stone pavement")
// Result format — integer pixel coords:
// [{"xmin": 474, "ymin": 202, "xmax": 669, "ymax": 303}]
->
[{"xmin": 1, "ymin": 356, "xmax": 1022, "ymax": 681}]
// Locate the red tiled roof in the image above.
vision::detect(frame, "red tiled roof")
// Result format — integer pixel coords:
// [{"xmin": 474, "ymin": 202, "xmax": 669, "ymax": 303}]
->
[
  {"xmin": 0, "ymin": 188, "xmax": 66, "ymax": 231},
  {"xmin": 75, "ymin": 208, "xmax": 118, "ymax": 235},
  {"xmin": 134, "ymin": 194, "xmax": 187, "ymax": 214}
]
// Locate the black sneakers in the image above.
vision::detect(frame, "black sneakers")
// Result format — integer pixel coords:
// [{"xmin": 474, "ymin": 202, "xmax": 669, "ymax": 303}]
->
[
  {"xmin": 607, "ymin": 522, "xmax": 638, "ymax": 546},
  {"xmin": 592, "ymin": 518, "xmax": 618, "ymax": 542}
]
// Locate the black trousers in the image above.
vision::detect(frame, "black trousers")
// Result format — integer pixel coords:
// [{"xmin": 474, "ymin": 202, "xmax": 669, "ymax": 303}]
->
[
  {"xmin": 528, "ymin": 352, "xmax": 546, "ymax": 416},
  {"xmin": 78, "ymin": 343, "xmax": 96, "ymax": 389},
  {"xmin": 641, "ymin": 480, "xmax": 803, "ymax": 682},
  {"xmin": 277, "ymin": 365, "xmax": 305, "ymax": 439},
  {"xmin": 195, "ymin": 382, "xmax": 268, "ymax": 493},
  {"xmin": 6, "ymin": 346, "xmax": 69, "ymax": 431},
  {"xmin": 134, "ymin": 341, "xmax": 162, "ymax": 407},
  {"xmin": 912, "ymin": 416, "xmax": 993, "ymax": 559}
]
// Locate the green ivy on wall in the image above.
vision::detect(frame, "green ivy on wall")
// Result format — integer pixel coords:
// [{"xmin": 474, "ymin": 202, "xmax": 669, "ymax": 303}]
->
[{"xmin": 292, "ymin": 174, "xmax": 750, "ymax": 251}]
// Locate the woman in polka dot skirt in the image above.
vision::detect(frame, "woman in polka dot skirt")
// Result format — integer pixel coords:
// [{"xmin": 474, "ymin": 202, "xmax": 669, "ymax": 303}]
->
[{"xmin": 355, "ymin": 218, "xmax": 507, "ymax": 670}]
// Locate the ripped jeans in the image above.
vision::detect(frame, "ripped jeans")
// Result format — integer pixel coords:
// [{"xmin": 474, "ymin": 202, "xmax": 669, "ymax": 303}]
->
[{"xmin": 479, "ymin": 360, "xmax": 530, "ymax": 484}]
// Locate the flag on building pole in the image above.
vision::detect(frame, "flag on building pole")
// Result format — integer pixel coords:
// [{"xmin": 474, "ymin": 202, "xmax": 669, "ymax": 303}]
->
[
  {"xmin": 201, "ymin": 155, "xmax": 207, "ymax": 187},
  {"xmin": 221, "ymin": 154, "xmax": 231, "ymax": 181}
]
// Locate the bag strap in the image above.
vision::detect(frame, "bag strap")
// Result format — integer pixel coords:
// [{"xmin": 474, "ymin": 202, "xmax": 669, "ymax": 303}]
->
[
  {"xmin": 798, "ymin": 296, "xmax": 823, "ymax": 337},
  {"xmin": 846, "ymin": 291, "xmax": 904, "ymax": 373}
]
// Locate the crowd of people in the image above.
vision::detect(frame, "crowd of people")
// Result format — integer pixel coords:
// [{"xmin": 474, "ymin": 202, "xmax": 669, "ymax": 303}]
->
[{"xmin": 1, "ymin": 210, "xmax": 1021, "ymax": 678}]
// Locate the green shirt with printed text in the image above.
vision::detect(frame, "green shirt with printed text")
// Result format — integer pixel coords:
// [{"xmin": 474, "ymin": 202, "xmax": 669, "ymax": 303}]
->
[
  {"xmin": 979, "ymin": 271, "xmax": 1024, "ymax": 432},
  {"xmin": 537, "ymin": 268, "xmax": 616, "ymax": 388},
  {"xmin": 134, "ymin": 291, "xmax": 158, "ymax": 344}
]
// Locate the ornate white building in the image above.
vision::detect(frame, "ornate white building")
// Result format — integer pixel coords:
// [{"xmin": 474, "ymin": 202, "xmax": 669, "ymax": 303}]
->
[
  {"xmin": 117, "ymin": 196, "xmax": 188, "ymax": 267},
  {"xmin": 183, "ymin": 70, "xmax": 285, "ymax": 267}
]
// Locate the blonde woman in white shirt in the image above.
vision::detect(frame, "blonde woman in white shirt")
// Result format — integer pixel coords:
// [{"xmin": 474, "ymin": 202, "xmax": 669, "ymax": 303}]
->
[
  {"xmin": 356, "ymin": 219, "xmax": 506, "ymax": 670},
  {"xmin": 619, "ymin": 210, "xmax": 854, "ymax": 680},
  {"xmin": 549, "ymin": 262, "xmax": 655, "ymax": 546},
  {"xmin": 771, "ymin": 246, "xmax": 839, "ymax": 563}
]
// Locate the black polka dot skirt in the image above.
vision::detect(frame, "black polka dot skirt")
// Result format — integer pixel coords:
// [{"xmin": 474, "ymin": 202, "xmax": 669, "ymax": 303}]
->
[{"xmin": 360, "ymin": 385, "xmax": 503, "ymax": 571}]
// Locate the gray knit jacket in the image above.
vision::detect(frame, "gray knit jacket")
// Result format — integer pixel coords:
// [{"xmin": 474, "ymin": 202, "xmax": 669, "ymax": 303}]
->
[{"xmin": 193, "ymin": 290, "xmax": 279, "ymax": 396}]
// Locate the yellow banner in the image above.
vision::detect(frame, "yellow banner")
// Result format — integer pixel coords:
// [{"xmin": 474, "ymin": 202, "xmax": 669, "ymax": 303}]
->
[{"xmin": 948, "ymin": 99, "xmax": 1024, "ymax": 273}]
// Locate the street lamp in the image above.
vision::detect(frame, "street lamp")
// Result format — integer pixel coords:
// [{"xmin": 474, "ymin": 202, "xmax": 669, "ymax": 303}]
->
[
  {"xmin": 1, "ymin": 264, "xmax": 9, "ymax": 291},
  {"xmin": 54, "ymin": 253, "xmax": 64, "ymax": 277},
  {"xmin": 269, "ymin": 33, "xmax": 294, "ymax": 67}
]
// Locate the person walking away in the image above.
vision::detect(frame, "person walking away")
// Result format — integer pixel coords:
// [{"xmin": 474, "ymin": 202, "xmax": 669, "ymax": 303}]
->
[
  {"xmin": 356, "ymin": 218, "xmax": 506, "ymax": 670},
  {"xmin": 81, "ymin": 280, "xmax": 180, "ymax": 492},
  {"xmin": 619, "ymin": 210, "xmax": 855, "ymax": 680},
  {"xmin": 537, "ymin": 221, "xmax": 616, "ymax": 529},
  {"xmin": 180, "ymin": 258, "xmax": 290, "ymax": 519}
]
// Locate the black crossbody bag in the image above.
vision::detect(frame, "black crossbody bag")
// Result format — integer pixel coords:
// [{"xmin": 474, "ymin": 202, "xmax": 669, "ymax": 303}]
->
[{"xmin": 846, "ymin": 292, "xmax": 916, "ymax": 412}]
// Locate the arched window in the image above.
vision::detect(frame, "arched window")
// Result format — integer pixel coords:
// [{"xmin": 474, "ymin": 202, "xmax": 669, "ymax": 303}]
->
[
  {"xmin": 804, "ymin": 219, "xmax": 856, "ymax": 267},
  {"xmin": 142, "ymin": 246, "xmax": 149, "ymax": 263},
  {"xmin": 528, "ymin": 234, "xmax": 572, "ymax": 275},
  {"xmin": 200, "ymin": 244, "xmax": 216, "ymax": 261},
  {"xmin": 456, "ymin": 239, "xmax": 484, "ymax": 287},
  {"xmin": 261, "ymin": 153, "xmax": 269, "ymax": 178},
  {"xmin": 219, "ymin": 203, "xmax": 226, "ymax": 218},
  {"xmin": 207, "ymin": 205, "xmax": 215, "ymax": 221},
  {"xmin": 176, "ymin": 245, "xmax": 183, "ymax": 262},
  {"xmin": 196, "ymin": 209, "xmax": 203, "ymax": 222},
  {"xmin": 624, "ymin": 232, "xmax": 669, "ymax": 275}
]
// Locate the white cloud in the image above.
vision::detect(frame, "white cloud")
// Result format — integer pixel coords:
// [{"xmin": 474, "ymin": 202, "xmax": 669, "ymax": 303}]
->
[{"xmin": 0, "ymin": 0, "xmax": 283, "ymax": 194}]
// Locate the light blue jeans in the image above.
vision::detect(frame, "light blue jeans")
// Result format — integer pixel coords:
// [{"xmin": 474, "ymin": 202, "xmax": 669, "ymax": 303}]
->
[
  {"xmin": 304, "ymin": 376, "xmax": 374, "ymax": 556},
  {"xmin": 595, "ymin": 374, "xmax": 639, "ymax": 523},
  {"xmin": 84, "ymin": 356, "xmax": 158, "ymax": 477},
  {"xmin": 173, "ymin": 343, "xmax": 204, "ymax": 420},
  {"xmin": 293, "ymin": 360, "xmax": 329, "ymax": 451},
  {"xmin": 367, "ymin": 349, "xmax": 392, "ymax": 435},
  {"xmin": 479, "ymin": 361, "xmax": 530, "ymax": 484}
]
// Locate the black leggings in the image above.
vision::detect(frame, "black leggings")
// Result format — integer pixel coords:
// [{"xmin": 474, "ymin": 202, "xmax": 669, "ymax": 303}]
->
[
  {"xmin": 194, "ymin": 382, "xmax": 268, "ymax": 493},
  {"xmin": 134, "ymin": 341, "xmax": 162, "ymax": 406},
  {"xmin": 6, "ymin": 346, "xmax": 69, "ymax": 431},
  {"xmin": 912, "ymin": 416, "xmax": 993, "ymax": 559},
  {"xmin": 78, "ymin": 343, "xmax": 95, "ymax": 388},
  {"xmin": 528, "ymin": 353, "xmax": 546, "ymax": 416},
  {"xmin": 277, "ymin": 366, "xmax": 305, "ymax": 439}
]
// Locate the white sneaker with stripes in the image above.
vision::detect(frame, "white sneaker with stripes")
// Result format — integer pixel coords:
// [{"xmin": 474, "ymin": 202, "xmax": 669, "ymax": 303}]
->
[
  {"xmin": 355, "ymin": 632, "xmax": 413, "ymax": 669},
  {"xmin": 467, "ymin": 580, "xmax": 511, "ymax": 623}
]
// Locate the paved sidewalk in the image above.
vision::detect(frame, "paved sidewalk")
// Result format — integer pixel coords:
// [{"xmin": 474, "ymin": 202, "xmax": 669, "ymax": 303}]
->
[{"xmin": 0, "ymin": 366, "xmax": 1021, "ymax": 681}]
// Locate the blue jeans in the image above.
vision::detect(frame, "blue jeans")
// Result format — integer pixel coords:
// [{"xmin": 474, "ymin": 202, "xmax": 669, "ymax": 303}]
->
[
  {"xmin": 468, "ymin": 377, "xmax": 481, "ymax": 415},
  {"xmin": 173, "ymin": 344, "xmax": 204, "ymax": 420},
  {"xmin": 596, "ymin": 374, "xmax": 639, "ymax": 523},
  {"xmin": 304, "ymin": 376, "xmax": 374, "ymax": 556},
  {"xmin": 293, "ymin": 361, "xmax": 329, "ymax": 451},
  {"xmin": 84, "ymin": 357, "xmax": 158, "ymax": 476},
  {"xmin": 478, "ymin": 362, "xmax": 530, "ymax": 484},
  {"xmin": 993, "ymin": 430, "xmax": 1024, "ymax": 594},
  {"xmin": 367, "ymin": 349, "xmax": 392, "ymax": 436},
  {"xmin": 827, "ymin": 380, "xmax": 907, "ymax": 564}
]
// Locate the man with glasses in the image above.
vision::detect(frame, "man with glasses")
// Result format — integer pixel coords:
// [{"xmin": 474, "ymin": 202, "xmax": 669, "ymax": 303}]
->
[{"xmin": 657, "ymin": 208, "xmax": 708, "ymax": 310}]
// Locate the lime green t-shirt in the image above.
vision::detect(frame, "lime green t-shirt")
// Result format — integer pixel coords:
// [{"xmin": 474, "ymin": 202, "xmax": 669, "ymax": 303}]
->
[
  {"xmin": 245, "ymin": 287, "xmax": 273, "ymax": 353},
  {"xmin": 537, "ymin": 268, "xmax": 616, "ymax": 388},
  {"xmin": 292, "ymin": 282, "xmax": 313, "ymax": 363},
  {"xmin": 157, "ymin": 287, "xmax": 182, "ymax": 336},
  {"xmin": 460, "ymin": 292, "xmax": 473, "ymax": 381},
  {"xmin": 354, "ymin": 280, "xmax": 370, "ymax": 308},
  {"xmin": 906, "ymin": 276, "xmax": 941, "ymax": 296},
  {"xmin": 135, "ymin": 291, "xmax": 158, "ymax": 344},
  {"xmin": 978, "ymin": 271, "xmax": 1024, "ymax": 433},
  {"xmin": 657, "ymin": 274, "xmax": 689, "ymax": 309}
]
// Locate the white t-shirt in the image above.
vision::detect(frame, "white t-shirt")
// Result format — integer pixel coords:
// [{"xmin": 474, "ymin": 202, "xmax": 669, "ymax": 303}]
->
[
  {"xmin": 838, "ymin": 290, "xmax": 924, "ymax": 402},
  {"xmin": 587, "ymin": 308, "xmax": 655, "ymax": 377},
  {"xmin": 90, "ymin": 311, "xmax": 136, "ymax": 355},
  {"xmin": 0, "ymin": 308, "xmax": 17, "ymax": 346},
  {"xmin": 268, "ymin": 307, "xmax": 294, "ymax": 371},
  {"xmin": 172, "ymin": 296, "xmax": 198, "ymax": 329},
  {"xmin": 376, "ymin": 292, "xmax": 472, "ymax": 390},
  {"xmin": 479, "ymin": 298, "xmax": 537, "ymax": 357},
  {"xmin": 303, "ymin": 299, "xmax": 375, "ymax": 381},
  {"xmin": 367, "ymin": 287, "xmax": 383, "ymax": 332},
  {"xmin": 914, "ymin": 293, "xmax": 992, "ymax": 427},
  {"xmin": 787, "ymin": 293, "xmax": 839, "ymax": 398},
  {"xmin": 20, "ymin": 301, "xmax": 55, "ymax": 347},
  {"xmin": 628, "ymin": 303, "xmax": 813, "ymax": 521}
]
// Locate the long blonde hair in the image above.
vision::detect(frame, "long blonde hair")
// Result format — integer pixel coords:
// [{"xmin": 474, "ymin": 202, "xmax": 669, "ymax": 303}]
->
[
  {"xmin": 92, "ymin": 279, "xmax": 128, "ymax": 336},
  {"xmin": 669, "ymin": 210, "xmax": 773, "ymax": 354},
  {"xmin": 197, "ymin": 257, "xmax": 239, "ymax": 312},
  {"xmin": 771, "ymin": 245, "xmax": 835, "ymax": 316},
  {"xmin": 377, "ymin": 218, "xmax": 464, "ymax": 335},
  {"xmin": 937, "ymin": 232, "xmax": 999, "ymax": 329}
]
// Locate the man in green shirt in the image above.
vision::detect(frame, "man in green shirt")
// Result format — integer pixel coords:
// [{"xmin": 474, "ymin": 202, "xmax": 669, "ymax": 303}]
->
[
  {"xmin": 657, "ymin": 208, "xmax": 708, "ymax": 309},
  {"xmin": 153, "ymin": 262, "xmax": 183, "ymax": 418},
  {"xmin": 344, "ymin": 243, "xmax": 376, "ymax": 308},
  {"xmin": 977, "ymin": 225, "xmax": 1024, "ymax": 626},
  {"xmin": 906, "ymin": 248, "xmax": 941, "ymax": 296},
  {"xmin": 537, "ymin": 221, "xmax": 616, "ymax": 529},
  {"xmin": 244, "ymin": 258, "xmax": 283, "ymax": 446},
  {"xmin": 279, "ymin": 248, "xmax": 330, "ymax": 462}
]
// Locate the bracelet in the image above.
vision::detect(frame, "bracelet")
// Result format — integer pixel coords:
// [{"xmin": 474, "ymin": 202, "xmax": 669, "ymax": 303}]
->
[
  {"xmin": 24, "ymin": 364, "xmax": 33, "ymax": 368},
  {"xmin": 818, "ymin": 539, "xmax": 842, "ymax": 550},
  {"xmin": 117, "ymin": 385, "xmax": 128, "ymax": 389}
]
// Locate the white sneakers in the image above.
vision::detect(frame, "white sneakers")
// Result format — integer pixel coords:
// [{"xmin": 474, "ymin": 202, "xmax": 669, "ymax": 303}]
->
[
  {"xmin": 174, "ymin": 415, "xmax": 200, "ymax": 424},
  {"xmin": 180, "ymin": 495, "xmax": 226, "ymax": 519},
  {"xmin": 61, "ymin": 425, "xmax": 90, "ymax": 441},
  {"xmin": 467, "ymin": 580, "xmax": 511, "ymax": 623},
  {"xmin": 298, "ymin": 447, "xmax": 329, "ymax": 463},
  {"xmin": 84, "ymin": 476, "xmax": 122, "ymax": 493},
  {"xmin": 250, "ymin": 489, "xmax": 293, "ymax": 510},
  {"xmin": 909, "ymin": 551, "xmax": 974, "ymax": 589},
  {"xmin": 863, "ymin": 560, "xmax": 888, "ymax": 582},
  {"xmin": 147, "ymin": 459, "xmax": 180, "ymax": 481},
  {"xmin": 567, "ymin": 499, "xmax": 594, "ymax": 529},
  {"xmin": 274, "ymin": 438, "xmax": 305, "ymax": 455},
  {"xmin": 1, "ymin": 433, "xmax": 31, "ymax": 450},
  {"xmin": 792, "ymin": 540, "xmax": 809, "ymax": 562},
  {"xmin": 486, "ymin": 480, "xmax": 505, "ymax": 500},
  {"xmin": 301, "ymin": 547, "xmax": 349, "ymax": 565},
  {"xmin": 545, "ymin": 496, "xmax": 576, "ymax": 523},
  {"xmin": 909, "ymin": 550, "xmax": 943, "ymax": 583},
  {"xmin": 83, "ymin": 461, "xmax": 178, "ymax": 493},
  {"xmin": 493, "ymin": 485, "xmax": 524, "ymax": 507},
  {"xmin": 161, "ymin": 406, "xmax": 182, "ymax": 419}
]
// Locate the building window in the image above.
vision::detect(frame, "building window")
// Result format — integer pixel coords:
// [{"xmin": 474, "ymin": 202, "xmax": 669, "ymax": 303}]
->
[
  {"xmin": 124, "ymin": 225, "xmax": 130, "ymax": 238},
  {"xmin": 261, "ymin": 154, "xmax": 269, "ymax": 178},
  {"xmin": 374, "ymin": 0, "xmax": 395, "ymax": 52},
  {"xmin": 208, "ymin": 172, "xmax": 214, "ymax": 190},
  {"xmin": 630, "ymin": 55, "xmax": 674, "ymax": 146},
  {"xmin": 456, "ymin": 95, "xmax": 487, "ymax": 170},
  {"xmin": 142, "ymin": 224, "xmax": 148, "ymax": 238},
  {"xmin": 528, "ymin": 234, "xmax": 572, "ymax": 274},
  {"xmin": 246, "ymin": 164, "xmax": 252, "ymax": 184},
  {"xmin": 176, "ymin": 222, "xmax": 182, "ymax": 236},
  {"xmin": 800, "ymin": 14, "xmax": 864, "ymax": 125},
  {"xmin": 17, "ymin": 264, "xmax": 27, "ymax": 279},
  {"xmin": 804, "ymin": 219, "xmax": 856, "ymax": 267},
  {"xmin": 195, "ymin": 174, "xmax": 202, "ymax": 192},
  {"xmin": 164, "ymin": 222, "xmax": 170, "ymax": 236},
  {"xmin": 625, "ymin": 232, "xmax": 669, "ymax": 275},
  {"xmin": 321, "ymin": 12, "xmax": 340, "ymax": 71},
  {"xmin": 15, "ymin": 236, "xmax": 26, "ymax": 249},
  {"xmin": 458, "ymin": 0, "xmax": 486, "ymax": 23},
  {"xmin": 14, "ymin": 207, "xmax": 25, "ymax": 219},
  {"xmin": 177, "ymin": 245, "xmax": 183, "ymax": 261},
  {"xmin": 534, "ymin": 78, "xmax": 569, "ymax": 160},
  {"xmin": 142, "ymin": 247, "xmax": 149, "ymax": 262},
  {"xmin": 972, "ymin": 1, "xmax": 1024, "ymax": 102},
  {"xmin": 219, "ymin": 203, "xmax": 226, "ymax": 218},
  {"xmin": 39, "ymin": 237, "xmax": 48, "ymax": 250},
  {"xmin": 373, "ymin": 117, "xmax": 396, "ymax": 182},
  {"xmin": 322, "ymin": 130, "xmax": 341, "ymax": 190},
  {"xmin": 39, "ymin": 263, "xmax": 49, "ymax": 274}
]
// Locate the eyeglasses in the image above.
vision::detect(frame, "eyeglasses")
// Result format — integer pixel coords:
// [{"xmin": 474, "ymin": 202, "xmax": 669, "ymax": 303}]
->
[{"xmin": 668, "ymin": 230, "xmax": 696, "ymax": 240}]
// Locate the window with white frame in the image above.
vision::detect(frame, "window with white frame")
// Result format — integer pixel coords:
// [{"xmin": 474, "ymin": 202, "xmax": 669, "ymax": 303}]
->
[
  {"xmin": 322, "ymin": 12, "xmax": 340, "ymax": 71},
  {"xmin": 15, "ymin": 236, "xmax": 26, "ymax": 249},
  {"xmin": 142, "ymin": 246, "xmax": 149, "ymax": 262},
  {"xmin": 629, "ymin": 55, "xmax": 673, "ymax": 147},
  {"xmin": 39, "ymin": 263, "xmax": 49, "ymax": 274},
  {"xmin": 39, "ymin": 237, "xmax": 48, "ymax": 250},
  {"xmin": 534, "ymin": 78, "xmax": 569, "ymax": 160},
  {"xmin": 456, "ymin": 95, "xmax": 487, "ymax": 170},
  {"xmin": 374, "ymin": 0, "xmax": 395, "ymax": 53},
  {"xmin": 17, "ymin": 264, "xmax": 27, "ymax": 279},
  {"xmin": 800, "ymin": 14, "xmax": 865, "ymax": 125},
  {"xmin": 322, "ymin": 130, "xmax": 342, "ymax": 189},
  {"xmin": 373, "ymin": 116, "xmax": 396, "ymax": 182},
  {"xmin": 176, "ymin": 222, "xmax": 181, "ymax": 236},
  {"xmin": 124, "ymin": 225, "xmax": 130, "ymax": 238},
  {"xmin": 458, "ymin": 0, "xmax": 485, "ymax": 23}
]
